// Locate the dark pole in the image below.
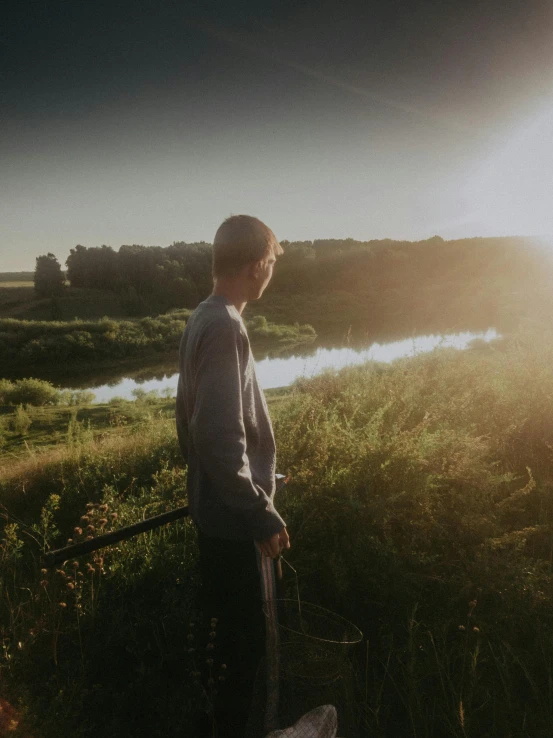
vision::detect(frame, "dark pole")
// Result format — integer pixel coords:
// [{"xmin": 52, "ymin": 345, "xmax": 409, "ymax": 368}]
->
[
  {"xmin": 42, "ymin": 475, "xmax": 289, "ymax": 569},
  {"xmin": 42, "ymin": 505, "xmax": 190, "ymax": 568}
]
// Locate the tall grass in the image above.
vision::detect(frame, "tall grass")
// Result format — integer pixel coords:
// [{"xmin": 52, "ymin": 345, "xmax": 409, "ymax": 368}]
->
[{"xmin": 2, "ymin": 326, "xmax": 553, "ymax": 736}]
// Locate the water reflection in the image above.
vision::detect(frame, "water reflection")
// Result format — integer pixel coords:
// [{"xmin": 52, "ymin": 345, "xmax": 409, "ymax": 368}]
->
[{"xmin": 89, "ymin": 328, "xmax": 499, "ymax": 404}]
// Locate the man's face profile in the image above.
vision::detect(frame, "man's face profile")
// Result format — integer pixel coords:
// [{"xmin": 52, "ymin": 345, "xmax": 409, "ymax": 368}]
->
[{"xmin": 251, "ymin": 255, "xmax": 276, "ymax": 299}]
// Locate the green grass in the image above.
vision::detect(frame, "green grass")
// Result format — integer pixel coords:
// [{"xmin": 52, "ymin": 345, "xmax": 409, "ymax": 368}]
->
[
  {"xmin": 0, "ymin": 398, "xmax": 174, "ymax": 457},
  {"xmin": 0, "ymin": 390, "xmax": 286, "ymax": 458},
  {"xmin": 2, "ymin": 324, "xmax": 553, "ymax": 736}
]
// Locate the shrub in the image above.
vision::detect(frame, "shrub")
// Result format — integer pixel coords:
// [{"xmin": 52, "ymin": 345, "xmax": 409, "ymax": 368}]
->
[
  {"xmin": 58, "ymin": 390, "xmax": 96, "ymax": 406},
  {"xmin": 131, "ymin": 388, "xmax": 161, "ymax": 404},
  {"xmin": 0, "ymin": 378, "xmax": 14, "ymax": 403},
  {"xmin": 0, "ymin": 416, "xmax": 7, "ymax": 448},
  {"xmin": 3, "ymin": 378, "xmax": 60, "ymax": 406},
  {"xmin": 11, "ymin": 404, "xmax": 32, "ymax": 435}
]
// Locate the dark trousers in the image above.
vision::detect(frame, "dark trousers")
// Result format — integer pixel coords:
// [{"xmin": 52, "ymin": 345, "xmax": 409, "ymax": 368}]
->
[{"xmin": 196, "ymin": 530, "xmax": 266, "ymax": 738}]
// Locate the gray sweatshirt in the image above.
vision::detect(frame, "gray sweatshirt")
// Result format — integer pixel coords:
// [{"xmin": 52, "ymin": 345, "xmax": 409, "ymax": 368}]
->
[{"xmin": 175, "ymin": 294, "xmax": 286, "ymax": 541}]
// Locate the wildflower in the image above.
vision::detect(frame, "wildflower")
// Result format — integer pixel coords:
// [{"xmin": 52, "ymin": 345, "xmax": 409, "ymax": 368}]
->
[
  {"xmin": 56, "ymin": 569, "xmax": 67, "ymax": 578},
  {"xmin": 66, "ymin": 582, "xmax": 75, "ymax": 590},
  {"xmin": 220, "ymin": 664, "xmax": 227, "ymax": 670},
  {"xmin": 80, "ymin": 515, "xmax": 90, "ymax": 523},
  {"xmin": 66, "ymin": 539, "xmax": 73, "ymax": 545},
  {"xmin": 473, "ymin": 626, "xmax": 480, "ymax": 634},
  {"xmin": 206, "ymin": 658, "xmax": 214, "ymax": 665},
  {"xmin": 40, "ymin": 580, "xmax": 48, "ymax": 588},
  {"xmin": 74, "ymin": 527, "xmax": 83, "ymax": 536},
  {"xmin": 98, "ymin": 518, "xmax": 108, "ymax": 528},
  {"xmin": 209, "ymin": 631, "xmax": 216, "ymax": 639},
  {"xmin": 59, "ymin": 602, "xmax": 67, "ymax": 608},
  {"xmin": 86, "ymin": 524, "xmax": 95, "ymax": 533},
  {"xmin": 218, "ymin": 675, "xmax": 225, "ymax": 682},
  {"xmin": 99, "ymin": 504, "xmax": 109, "ymax": 513},
  {"xmin": 40, "ymin": 568, "xmax": 48, "ymax": 575},
  {"xmin": 85, "ymin": 535, "xmax": 94, "ymax": 541},
  {"xmin": 72, "ymin": 561, "xmax": 79, "ymax": 569},
  {"xmin": 86, "ymin": 503, "xmax": 94, "ymax": 509},
  {"xmin": 110, "ymin": 512, "xmax": 118, "ymax": 520},
  {"xmin": 206, "ymin": 643, "xmax": 215, "ymax": 651},
  {"xmin": 77, "ymin": 572, "xmax": 84, "ymax": 578},
  {"xmin": 210, "ymin": 617, "xmax": 218, "ymax": 625},
  {"xmin": 458, "ymin": 625, "xmax": 466, "ymax": 631}
]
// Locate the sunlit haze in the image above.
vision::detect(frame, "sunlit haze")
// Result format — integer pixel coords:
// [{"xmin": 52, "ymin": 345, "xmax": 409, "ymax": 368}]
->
[{"xmin": 3, "ymin": 0, "xmax": 553, "ymax": 270}]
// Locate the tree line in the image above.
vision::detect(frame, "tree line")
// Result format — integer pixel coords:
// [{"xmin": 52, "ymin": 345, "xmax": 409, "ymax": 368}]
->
[
  {"xmin": 33, "ymin": 235, "xmax": 553, "ymax": 331},
  {"xmin": 33, "ymin": 243, "xmax": 213, "ymax": 313}
]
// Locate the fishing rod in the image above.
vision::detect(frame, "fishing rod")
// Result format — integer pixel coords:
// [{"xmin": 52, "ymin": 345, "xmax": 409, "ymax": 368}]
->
[{"xmin": 42, "ymin": 474, "xmax": 289, "ymax": 568}]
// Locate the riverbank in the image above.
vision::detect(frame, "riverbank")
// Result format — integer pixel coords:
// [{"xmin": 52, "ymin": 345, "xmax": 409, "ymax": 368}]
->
[
  {"xmin": 0, "ymin": 312, "xmax": 316, "ymax": 381},
  {"xmin": 2, "ymin": 326, "xmax": 553, "ymax": 736}
]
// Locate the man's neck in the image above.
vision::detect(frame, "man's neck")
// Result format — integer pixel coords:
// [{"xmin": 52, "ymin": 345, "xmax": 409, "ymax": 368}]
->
[{"xmin": 212, "ymin": 281, "xmax": 248, "ymax": 315}]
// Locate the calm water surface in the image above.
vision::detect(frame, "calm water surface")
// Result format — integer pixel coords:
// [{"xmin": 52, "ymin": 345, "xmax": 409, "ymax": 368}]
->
[{"xmin": 89, "ymin": 328, "xmax": 499, "ymax": 404}]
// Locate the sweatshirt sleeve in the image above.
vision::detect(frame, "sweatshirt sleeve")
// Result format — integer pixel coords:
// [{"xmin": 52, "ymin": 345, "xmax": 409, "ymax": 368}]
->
[{"xmin": 190, "ymin": 316, "xmax": 285, "ymax": 540}]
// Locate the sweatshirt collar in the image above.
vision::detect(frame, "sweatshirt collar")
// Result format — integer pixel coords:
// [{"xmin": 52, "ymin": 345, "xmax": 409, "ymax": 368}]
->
[{"xmin": 206, "ymin": 294, "xmax": 232, "ymax": 306}]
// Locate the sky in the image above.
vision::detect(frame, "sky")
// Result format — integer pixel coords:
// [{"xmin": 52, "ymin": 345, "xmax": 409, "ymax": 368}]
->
[{"xmin": 2, "ymin": 0, "xmax": 553, "ymax": 270}]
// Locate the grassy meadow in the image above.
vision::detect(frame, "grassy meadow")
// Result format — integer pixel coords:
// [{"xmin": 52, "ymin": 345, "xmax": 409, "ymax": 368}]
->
[{"xmin": 2, "ymin": 324, "xmax": 553, "ymax": 736}]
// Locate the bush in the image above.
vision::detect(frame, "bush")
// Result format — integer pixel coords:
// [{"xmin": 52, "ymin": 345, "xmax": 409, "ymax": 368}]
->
[
  {"xmin": 0, "ymin": 416, "xmax": 7, "ymax": 448},
  {"xmin": 58, "ymin": 390, "xmax": 96, "ymax": 406},
  {"xmin": 11, "ymin": 404, "xmax": 32, "ymax": 435},
  {"xmin": 3, "ymin": 378, "xmax": 60, "ymax": 406},
  {"xmin": 0, "ymin": 378, "xmax": 14, "ymax": 403},
  {"xmin": 131, "ymin": 388, "xmax": 161, "ymax": 404}
]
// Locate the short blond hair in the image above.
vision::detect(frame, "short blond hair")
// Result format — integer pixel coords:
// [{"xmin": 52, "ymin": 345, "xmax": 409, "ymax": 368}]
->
[{"xmin": 212, "ymin": 215, "xmax": 283, "ymax": 278}]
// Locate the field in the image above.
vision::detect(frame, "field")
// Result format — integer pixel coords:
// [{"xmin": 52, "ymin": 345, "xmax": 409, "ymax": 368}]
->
[
  {"xmin": 0, "ymin": 281, "xmax": 34, "ymax": 288},
  {"xmin": 2, "ymin": 324, "xmax": 553, "ymax": 736}
]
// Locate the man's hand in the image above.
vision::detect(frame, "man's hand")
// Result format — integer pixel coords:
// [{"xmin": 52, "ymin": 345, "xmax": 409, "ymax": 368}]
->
[{"xmin": 256, "ymin": 527, "xmax": 290, "ymax": 559}]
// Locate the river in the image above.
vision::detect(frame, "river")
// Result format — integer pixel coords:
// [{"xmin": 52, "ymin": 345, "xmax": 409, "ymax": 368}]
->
[{"xmin": 87, "ymin": 328, "xmax": 499, "ymax": 403}]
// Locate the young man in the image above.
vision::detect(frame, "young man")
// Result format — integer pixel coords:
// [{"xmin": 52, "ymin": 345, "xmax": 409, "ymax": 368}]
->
[{"xmin": 175, "ymin": 214, "xmax": 290, "ymax": 737}]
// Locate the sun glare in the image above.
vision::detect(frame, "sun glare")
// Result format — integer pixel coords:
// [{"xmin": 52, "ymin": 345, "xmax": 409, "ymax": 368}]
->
[{"xmin": 465, "ymin": 105, "xmax": 553, "ymax": 238}]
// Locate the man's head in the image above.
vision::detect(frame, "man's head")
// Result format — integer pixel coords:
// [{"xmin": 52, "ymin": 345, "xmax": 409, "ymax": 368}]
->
[{"xmin": 212, "ymin": 215, "xmax": 283, "ymax": 300}]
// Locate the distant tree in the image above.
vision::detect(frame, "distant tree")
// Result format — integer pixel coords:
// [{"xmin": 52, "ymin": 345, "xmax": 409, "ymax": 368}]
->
[
  {"xmin": 34, "ymin": 253, "xmax": 65, "ymax": 298},
  {"xmin": 65, "ymin": 244, "xmax": 88, "ymax": 287},
  {"xmin": 66, "ymin": 244, "xmax": 118, "ymax": 289}
]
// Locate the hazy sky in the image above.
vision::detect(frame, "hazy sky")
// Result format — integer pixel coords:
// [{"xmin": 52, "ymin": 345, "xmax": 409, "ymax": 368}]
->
[{"xmin": 3, "ymin": 0, "xmax": 553, "ymax": 270}]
